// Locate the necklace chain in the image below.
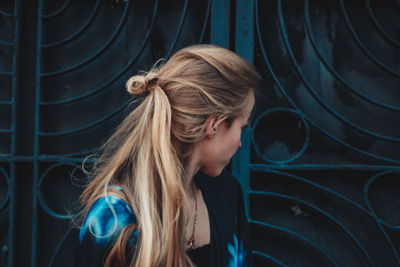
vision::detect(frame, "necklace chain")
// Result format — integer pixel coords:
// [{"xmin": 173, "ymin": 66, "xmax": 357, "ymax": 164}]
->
[{"xmin": 187, "ymin": 185, "xmax": 198, "ymax": 250}]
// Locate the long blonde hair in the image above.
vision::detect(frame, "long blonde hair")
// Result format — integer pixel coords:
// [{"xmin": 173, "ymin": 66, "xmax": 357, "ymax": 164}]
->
[{"xmin": 80, "ymin": 44, "xmax": 261, "ymax": 267}]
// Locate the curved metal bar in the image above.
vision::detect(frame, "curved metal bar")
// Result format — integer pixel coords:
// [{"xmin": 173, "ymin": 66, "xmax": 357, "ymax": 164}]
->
[
  {"xmin": 250, "ymin": 108, "xmax": 309, "ymax": 164},
  {"xmin": 252, "ymin": 167, "xmax": 400, "ymax": 264},
  {"xmin": 36, "ymin": 195, "xmax": 72, "ymax": 219},
  {"xmin": 0, "ymin": 40, "xmax": 13, "ymax": 46},
  {"xmin": 40, "ymin": 0, "xmax": 160, "ymax": 106},
  {"xmin": 165, "ymin": 0, "xmax": 189, "ymax": 59},
  {"xmin": 198, "ymin": 0, "xmax": 211, "ymax": 43},
  {"xmin": 252, "ymin": 250, "xmax": 288, "ymax": 266},
  {"xmin": 48, "ymin": 227, "xmax": 75, "ymax": 267},
  {"xmin": 304, "ymin": 0, "xmax": 400, "ymax": 112},
  {"xmin": 42, "ymin": 0, "xmax": 101, "ymax": 48},
  {"xmin": 277, "ymin": 0, "xmax": 400, "ymax": 142},
  {"xmin": 361, "ymin": 170, "xmax": 400, "ymax": 263},
  {"xmin": 251, "ymin": 166, "xmax": 369, "ymax": 215},
  {"xmin": 40, "ymin": 0, "xmax": 131, "ymax": 77},
  {"xmin": 37, "ymin": 162, "xmax": 81, "ymax": 219},
  {"xmin": 37, "ymin": 154, "xmax": 97, "ymax": 163},
  {"xmin": 250, "ymin": 220, "xmax": 338, "ymax": 267},
  {"xmin": 250, "ymin": 191, "xmax": 375, "ymax": 266},
  {"xmin": 339, "ymin": 0, "xmax": 400, "ymax": 77},
  {"xmin": 39, "ymin": 99, "xmax": 131, "ymax": 136},
  {"xmin": 39, "ymin": 147, "xmax": 101, "ymax": 159},
  {"xmin": 41, "ymin": 0, "xmax": 71, "ymax": 19},
  {"xmin": 363, "ymin": 170, "xmax": 400, "ymax": 229},
  {"xmin": 0, "ymin": 9, "xmax": 15, "ymax": 17},
  {"xmin": 0, "ymin": 166, "xmax": 10, "ymax": 212},
  {"xmin": 255, "ymin": 0, "xmax": 400, "ymax": 163},
  {"xmin": 365, "ymin": 0, "xmax": 400, "ymax": 47}
]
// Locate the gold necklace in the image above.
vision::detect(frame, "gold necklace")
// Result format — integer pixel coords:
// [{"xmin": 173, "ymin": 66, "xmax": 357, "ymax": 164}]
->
[{"xmin": 187, "ymin": 185, "xmax": 198, "ymax": 250}]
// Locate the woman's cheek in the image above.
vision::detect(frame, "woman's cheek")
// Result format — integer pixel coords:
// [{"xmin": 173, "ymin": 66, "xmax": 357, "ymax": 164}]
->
[
  {"xmin": 231, "ymin": 139, "xmax": 241, "ymax": 156},
  {"xmin": 236, "ymin": 131, "xmax": 243, "ymax": 148}
]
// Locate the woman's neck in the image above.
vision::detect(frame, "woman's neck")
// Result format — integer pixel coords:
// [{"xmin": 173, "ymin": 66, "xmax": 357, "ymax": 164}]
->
[{"xmin": 184, "ymin": 146, "xmax": 202, "ymax": 191}]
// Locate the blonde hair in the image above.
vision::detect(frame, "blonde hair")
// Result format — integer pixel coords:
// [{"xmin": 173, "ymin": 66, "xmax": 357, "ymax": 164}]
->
[{"xmin": 80, "ymin": 44, "xmax": 261, "ymax": 267}]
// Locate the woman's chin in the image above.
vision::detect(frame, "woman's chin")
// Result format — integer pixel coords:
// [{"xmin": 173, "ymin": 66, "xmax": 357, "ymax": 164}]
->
[{"xmin": 202, "ymin": 166, "xmax": 225, "ymax": 177}]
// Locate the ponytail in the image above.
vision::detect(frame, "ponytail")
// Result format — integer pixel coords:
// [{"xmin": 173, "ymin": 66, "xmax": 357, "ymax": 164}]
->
[{"xmin": 81, "ymin": 70, "xmax": 192, "ymax": 267}]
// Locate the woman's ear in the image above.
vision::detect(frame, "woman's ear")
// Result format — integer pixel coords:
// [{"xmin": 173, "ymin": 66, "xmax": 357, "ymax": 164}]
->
[{"xmin": 205, "ymin": 115, "xmax": 217, "ymax": 138}]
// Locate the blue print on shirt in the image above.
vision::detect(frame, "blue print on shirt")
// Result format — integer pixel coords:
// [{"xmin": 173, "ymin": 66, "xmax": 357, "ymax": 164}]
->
[
  {"xmin": 227, "ymin": 233, "xmax": 247, "ymax": 267},
  {"xmin": 79, "ymin": 195, "xmax": 136, "ymax": 247}
]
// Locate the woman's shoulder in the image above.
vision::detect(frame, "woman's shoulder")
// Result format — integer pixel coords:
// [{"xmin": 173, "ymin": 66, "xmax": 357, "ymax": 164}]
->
[
  {"xmin": 213, "ymin": 169, "xmax": 243, "ymax": 195},
  {"xmin": 79, "ymin": 192, "xmax": 137, "ymax": 247}
]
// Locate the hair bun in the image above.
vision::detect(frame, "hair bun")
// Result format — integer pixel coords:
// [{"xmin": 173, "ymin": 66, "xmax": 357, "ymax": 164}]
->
[
  {"xmin": 126, "ymin": 75, "xmax": 149, "ymax": 96},
  {"xmin": 126, "ymin": 71, "xmax": 159, "ymax": 96}
]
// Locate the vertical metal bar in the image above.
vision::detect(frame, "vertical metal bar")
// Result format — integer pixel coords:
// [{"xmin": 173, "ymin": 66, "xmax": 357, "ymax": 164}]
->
[
  {"xmin": 234, "ymin": 0, "xmax": 254, "ymax": 63},
  {"xmin": 232, "ymin": 0, "xmax": 255, "ymax": 216},
  {"xmin": 210, "ymin": 0, "xmax": 230, "ymax": 47},
  {"xmin": 32, "ymin": 0, "xmax": 42, "ymax": 266},
  {"xmin": 9, "ymin": 0, "xmax": 22, "ymax": 266},
  {"xmin": 11, "ymin": 0, "xmax": 20, "ymax": 158}
]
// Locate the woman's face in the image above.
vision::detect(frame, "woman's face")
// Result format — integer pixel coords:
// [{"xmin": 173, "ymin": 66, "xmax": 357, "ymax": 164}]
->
[{"xmin": 199, "ymin": 98, "xmax": 254, "ymax": 177}]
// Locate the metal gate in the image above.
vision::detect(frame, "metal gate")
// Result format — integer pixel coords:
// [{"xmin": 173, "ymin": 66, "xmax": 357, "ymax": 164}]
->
[{"xmin": 1, "ymin": 0, "xmax": 399, "ymax": 266}]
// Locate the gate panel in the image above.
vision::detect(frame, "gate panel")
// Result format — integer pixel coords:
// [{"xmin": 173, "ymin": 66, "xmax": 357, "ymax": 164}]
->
[{"xmin": 248, "ymin": 0, "xmax": 400, "ymax": 265}]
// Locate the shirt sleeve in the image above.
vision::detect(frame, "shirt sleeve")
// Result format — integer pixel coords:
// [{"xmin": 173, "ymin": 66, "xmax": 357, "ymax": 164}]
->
[{"xmin": 75, "ymin": 196, "xmax": 137, "ymax": 267}]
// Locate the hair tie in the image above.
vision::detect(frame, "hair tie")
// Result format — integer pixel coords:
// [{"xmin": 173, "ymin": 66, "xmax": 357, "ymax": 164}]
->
[{"xmin": 126, "ymin": 72, "xmax": 159, "ymax": 96}]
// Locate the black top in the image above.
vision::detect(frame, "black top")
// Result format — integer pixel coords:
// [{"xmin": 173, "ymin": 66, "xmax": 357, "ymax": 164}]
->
[
  {"xmin": 75, "ymin": 170, "xmax": 253, "ymax": 266},
  {"xmin": 187, "ymin": 244, "xmax": 211, "ymax": 267}
]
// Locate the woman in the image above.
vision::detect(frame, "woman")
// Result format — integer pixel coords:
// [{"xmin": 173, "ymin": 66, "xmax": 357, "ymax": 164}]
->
[{"xmin": 75, "ymin": 44, "xmax": 261, "ymax": 267}]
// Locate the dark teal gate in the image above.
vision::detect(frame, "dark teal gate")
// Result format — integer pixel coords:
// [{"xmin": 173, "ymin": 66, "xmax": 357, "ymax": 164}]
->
[{"xmin": 1, "ymin": 0, "xmax": 399, "ymax": 266}]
